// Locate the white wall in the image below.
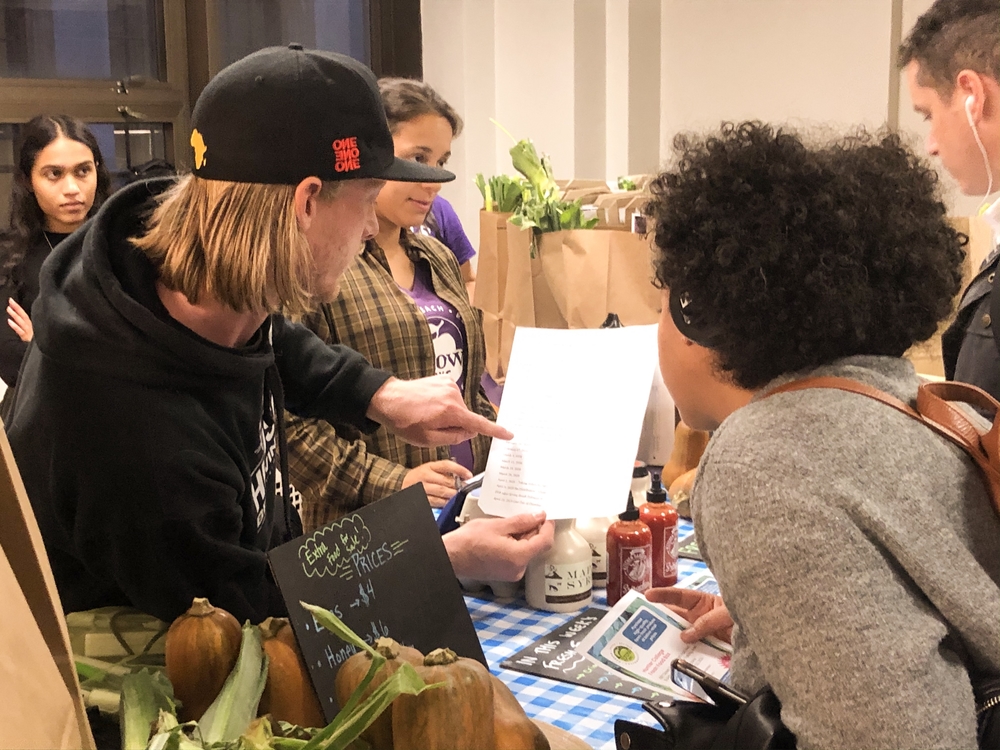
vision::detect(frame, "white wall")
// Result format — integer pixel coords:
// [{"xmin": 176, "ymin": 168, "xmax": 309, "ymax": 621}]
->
[
  {"xmin": 659, "ymin": 0, "xmax": 893, "ymax": 141},
  {"xmin": 421, "ymin": 0, "xmax": 981, "ymax": 255}
]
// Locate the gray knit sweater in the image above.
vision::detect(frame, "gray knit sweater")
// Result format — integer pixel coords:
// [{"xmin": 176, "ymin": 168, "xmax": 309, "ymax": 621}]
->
[{"xmin": 692, "ymin": 356, "xmax": 1000, "ymax": 750}]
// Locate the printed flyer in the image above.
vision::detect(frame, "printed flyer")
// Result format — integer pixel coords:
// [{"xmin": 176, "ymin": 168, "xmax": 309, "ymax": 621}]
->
[{"xmin": 575, "ymin": 589, "xmax": 731, "ymax": 697}]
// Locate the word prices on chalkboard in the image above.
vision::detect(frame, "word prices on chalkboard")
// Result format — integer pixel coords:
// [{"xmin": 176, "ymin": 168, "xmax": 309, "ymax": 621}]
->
[{"xmin": 268, "ymin": 485, "xmax": 485, "ymax": 722}]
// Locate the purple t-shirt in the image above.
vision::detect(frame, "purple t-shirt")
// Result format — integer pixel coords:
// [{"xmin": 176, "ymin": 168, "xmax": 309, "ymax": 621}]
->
[
  {"xmin": 401, "ymin": 259, "xmax": 475, "ymax": 470},
  {"xmin": 425, "ymin": 196, "xmax": 476, "ymax": 266}
]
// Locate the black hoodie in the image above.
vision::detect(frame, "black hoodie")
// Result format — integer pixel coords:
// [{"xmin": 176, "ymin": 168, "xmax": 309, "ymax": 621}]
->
[{"xmin": 6, "ymin": 179, "xmax": 391, "ymax": 623}]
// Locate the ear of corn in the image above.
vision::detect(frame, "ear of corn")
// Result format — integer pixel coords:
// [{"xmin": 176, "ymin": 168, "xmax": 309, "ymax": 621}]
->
[
  {"xmin": 123, "ymin": 603, "xmax": 439, "ymax": 750},
  {"xmin": 198, "ymin": 622, "xmax": 269, "ymax": 744}
]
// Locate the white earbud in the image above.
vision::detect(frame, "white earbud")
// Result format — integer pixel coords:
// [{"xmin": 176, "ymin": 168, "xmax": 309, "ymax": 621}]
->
[{"xmin": 966, "ymin": 95, "xmax": 976, "ymax": 125}]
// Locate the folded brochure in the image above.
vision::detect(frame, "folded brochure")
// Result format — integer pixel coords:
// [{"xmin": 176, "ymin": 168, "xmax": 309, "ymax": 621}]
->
[
  {"xmin": 500, "ymin": 608, "xmax": 676, "ymax": 702},
  {"xmin": 575, "ymin": 588, "xmax": 731, "ymax": 698}
]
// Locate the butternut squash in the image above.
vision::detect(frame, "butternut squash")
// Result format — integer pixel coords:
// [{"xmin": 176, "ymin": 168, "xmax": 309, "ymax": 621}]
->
[
  {"xmin": 165, "ymin": 597, "xmax": 242, "ymax": 722},
  {"xmin": 258, "ymin": 617, "xmax": 325, "ymax": 728},
  {"xmin": 491, "ymin": 675, "xmax": 549, "ymax": 750},
  {"xmin": 669, "ymin": 467, "xmax": 698, "ymax": 519},
  {"xmin": 334, "ymin": 637, "xmax": 423, "ymax": 750},
  {"xmin": 660, "ymin": 421, "xmax": 710, "ymax": 487},
  {"xmin": 391, "ymin": 647, "xmax": 495, "ymax": 750}
]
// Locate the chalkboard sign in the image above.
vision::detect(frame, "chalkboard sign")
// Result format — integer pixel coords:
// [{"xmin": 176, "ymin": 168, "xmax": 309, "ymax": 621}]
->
[
  {"xmin": 268, "ymin": 485, "xmax": 485, "ymax": 722},
  {"xmin": 501, "ymin": 608, "xmax": 672, "ymax": 702}
]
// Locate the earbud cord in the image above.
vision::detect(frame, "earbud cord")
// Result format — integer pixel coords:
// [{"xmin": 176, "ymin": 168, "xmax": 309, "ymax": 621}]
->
[{"xmin": 969, "ymin": 112, "xmax": 995, "ymax": 214}]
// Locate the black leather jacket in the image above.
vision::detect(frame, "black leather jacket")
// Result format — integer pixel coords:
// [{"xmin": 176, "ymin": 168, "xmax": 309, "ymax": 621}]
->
[{"xmin": 942, "ymin": 248, "xmax": 1000, "ymax": 401}]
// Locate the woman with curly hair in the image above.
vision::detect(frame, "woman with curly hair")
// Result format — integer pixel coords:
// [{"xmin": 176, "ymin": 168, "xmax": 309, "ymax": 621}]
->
[
  {"xmin": 644, "ymin": 122, "xmax": 1000, "ymax": 748},
  {"xmin": 0, "ymin": 115, "xmax": 111, "ymax": 387}
]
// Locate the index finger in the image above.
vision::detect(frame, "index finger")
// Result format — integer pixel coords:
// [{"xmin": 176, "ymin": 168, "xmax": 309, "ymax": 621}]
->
[
  {"xmin": 455, "ymin": 411, "xmax": 513, "ymax": 441},
  {"xmin": 645, "ymin": 587, "xmax": 706, "ymax": 609}
]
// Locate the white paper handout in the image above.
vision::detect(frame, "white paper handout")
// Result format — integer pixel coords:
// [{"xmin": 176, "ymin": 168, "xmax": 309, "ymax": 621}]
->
[
  {"xmin": 575, "ymin": 589, "xmax": 732, "ymax": 697},
  {"xmin": 479, "ymin": 326, "xmax": 661, "ymax": 520}
]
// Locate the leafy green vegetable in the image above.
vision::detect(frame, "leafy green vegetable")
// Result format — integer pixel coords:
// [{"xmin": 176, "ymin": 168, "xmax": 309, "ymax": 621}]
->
[
  {"xmin": 617, "ymin": 176, "xmax": 637, "ymax": 191},
  {"xmin": 509, "ymin": 139, "xmax": 559, "ymax": 199},
  {"xmin": 475, "ymin": 173, "xmax": 525, "ymax": 213},
  {"xmin": 498, "ymin": 133, "xmax": 597, "ymax": 247}
]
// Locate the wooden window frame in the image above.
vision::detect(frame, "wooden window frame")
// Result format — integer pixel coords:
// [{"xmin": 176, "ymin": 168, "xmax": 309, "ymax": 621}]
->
[
  {"xmin": 185, "ymin": 0, "xmax": 423, "ymax": 113},
  {"xmin": 0, "ymin": 0, "xmax": 191, "ymax": 171},
  {"xmin": 369, "ymin": 0, "xmax": 422, "ymax": 79}
]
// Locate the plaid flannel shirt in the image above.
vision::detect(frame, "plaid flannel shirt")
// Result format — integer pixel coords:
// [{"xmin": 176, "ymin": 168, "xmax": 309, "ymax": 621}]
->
[{"xmin": 286, "ymin": 231, "xmax": 494, "ymax": 532}]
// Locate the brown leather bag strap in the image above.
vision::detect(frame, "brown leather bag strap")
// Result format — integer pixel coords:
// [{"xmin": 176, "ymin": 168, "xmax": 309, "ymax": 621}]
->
[{"xmin": 764, "ymin": 376, "xmax": 1000, "ymax": 513}]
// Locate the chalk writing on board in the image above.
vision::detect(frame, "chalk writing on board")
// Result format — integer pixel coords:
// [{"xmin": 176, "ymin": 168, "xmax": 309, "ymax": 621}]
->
[
  {"xmin": 559, "ymin": 615, "xmax": 599, "ymax": 640},
  {"xmin": 542, "ymin": 649, "xmax": 587, "ymax": 673},
  {"xmin": 298, "ymin": 514, "xmax": 409, "ymax": 581},
  {"xmin": 321, "ymin": 617, "xmax": 393, "ymax": 668},
  {"xmin": 349, "ymin": 579, "xmax": 375, "ymax": 609},
  {"xmin": 533, "ymin": 640, "xmax": 559, "ymax": 655},
  {"xmin": 502, "ymin": 607, "xmax": 668, "ymax": 702}
]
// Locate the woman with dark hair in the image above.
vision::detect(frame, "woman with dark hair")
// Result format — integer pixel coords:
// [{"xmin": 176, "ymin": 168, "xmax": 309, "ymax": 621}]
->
[
  {"xmin": 285, "ymin": 79, "xmax": 550, "ymax": 580},
  {"xmin": 0, "ymin": 114, "xmax": 111, "ymax": 387},
  {"xmin": 644, "ymin": 122, "xmax": 1000, "ymax": 748}
]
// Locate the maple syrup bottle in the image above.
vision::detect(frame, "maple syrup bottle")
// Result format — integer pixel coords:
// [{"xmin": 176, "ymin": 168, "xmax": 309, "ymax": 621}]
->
[
  {"xmin": 606, "ymin": 494, "xmax": 652, "ymax": 606},
  {"xmin": 575, "ymin": 515, "xmax": 616, "ymax": 588},
  {"xmin": 639, "ymin": 471, "xmax": 679, "ymax": 587},
  {"xmin": 525, "ymin": 519, "xmax": 593, "ymax": 613}
]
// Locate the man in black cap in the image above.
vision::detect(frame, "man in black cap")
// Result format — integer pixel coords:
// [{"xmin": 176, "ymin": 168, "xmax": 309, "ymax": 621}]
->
[{"xmin": 5, "ymin": 46, "xmax": 522, "ymax": 624}]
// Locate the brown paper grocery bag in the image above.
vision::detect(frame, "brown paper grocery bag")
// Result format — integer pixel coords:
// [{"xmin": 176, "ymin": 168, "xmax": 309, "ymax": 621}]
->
[
  {"xmin": 474, "ymin": 211, "xmax": 514, "ymax": 380},
  {"xmin": 608, "ymin": 230, "xmax": 660, "ymax": 323},
  {"xmin": 530, "ymin": 227, "xmax": 660, "ymax": 330},
  {"xmin": 0, "ymin": 427, "xmax": 95, "ymax": 749},
  {"xmin": 533, "ymin": 230, "xmax": 610, "ymax": 328},
  {"xmin": 498, "ymin": 223, "xmax": 537, "ymax": 379}
]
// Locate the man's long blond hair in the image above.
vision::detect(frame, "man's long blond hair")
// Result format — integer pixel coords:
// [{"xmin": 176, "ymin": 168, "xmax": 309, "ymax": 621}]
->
[{"xmin": 132, "ymin": 175, "xmax": 336, "ymax": 316}]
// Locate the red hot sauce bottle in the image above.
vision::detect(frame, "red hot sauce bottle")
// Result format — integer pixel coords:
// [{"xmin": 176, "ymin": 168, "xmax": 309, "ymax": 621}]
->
[
  {"xmin": 606, "ymin": 493, "xmax": 653, "ymax": 606},
  {"xmin": 639, "ymin": 471, "xmax": 679, "ymax": 587}
]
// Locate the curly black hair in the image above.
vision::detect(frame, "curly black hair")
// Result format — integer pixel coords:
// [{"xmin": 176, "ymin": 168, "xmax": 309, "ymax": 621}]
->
[{"xmin": 643, "ymin": 121, "xmax": 966, "ymax": 391}]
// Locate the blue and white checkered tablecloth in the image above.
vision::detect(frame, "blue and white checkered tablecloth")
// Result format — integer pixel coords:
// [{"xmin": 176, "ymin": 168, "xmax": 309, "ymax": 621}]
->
[{"xmin": 466, "ymin": 519, "xmax": 708, "ymax": 750}]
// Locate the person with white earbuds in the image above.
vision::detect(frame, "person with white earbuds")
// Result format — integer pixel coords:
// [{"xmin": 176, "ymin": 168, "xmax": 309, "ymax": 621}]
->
[{"xmin": 901, "ymin": 0, "xmax": 1000, "ymax": 401}]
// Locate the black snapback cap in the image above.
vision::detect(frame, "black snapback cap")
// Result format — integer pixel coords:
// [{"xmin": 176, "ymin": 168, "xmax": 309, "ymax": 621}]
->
[{"xmin": 189, "ymin": 44, "xmax": 455, "ymax": 186}]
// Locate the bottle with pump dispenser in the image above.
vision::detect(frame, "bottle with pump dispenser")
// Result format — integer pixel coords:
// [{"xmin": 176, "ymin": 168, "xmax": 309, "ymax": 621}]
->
[
  {"xmin": 525, "ymin": 519, "xmax": 593, "ymax": 613},
  {"xmin": 606, "ymin": 494, "xmax": 652, "ymax": 606},
  {"xmin": 639, "ymin": 471, "xmax": 679, "ymax": 587}
]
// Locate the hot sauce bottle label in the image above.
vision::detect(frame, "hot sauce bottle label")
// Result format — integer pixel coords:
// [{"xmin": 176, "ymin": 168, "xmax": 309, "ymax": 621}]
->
[
  {"xmin": 544, "ymin": 561, "xmax": 593, "ymax": 604},
  {"xmin": 617, "ymin": 544, "xmax": 652, "ymax": 593},
  {"xmin": 586, "ymin": 541, "xmax": 607, "ymax": 582},
  {"xmin": 662, "ymin": 526, "xmax": 678, "ymax": 579}
]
